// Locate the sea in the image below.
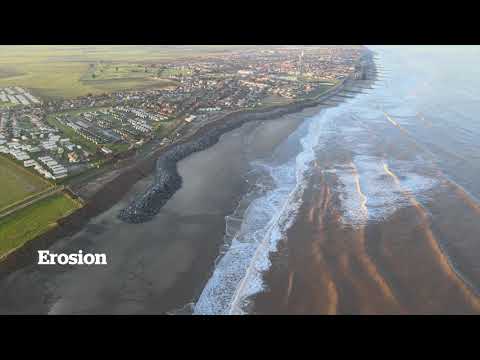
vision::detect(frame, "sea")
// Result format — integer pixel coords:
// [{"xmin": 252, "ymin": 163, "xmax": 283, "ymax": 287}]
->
[{"xmin": 193, "ymin": 46, "xmax": 480, "ymax": 314}]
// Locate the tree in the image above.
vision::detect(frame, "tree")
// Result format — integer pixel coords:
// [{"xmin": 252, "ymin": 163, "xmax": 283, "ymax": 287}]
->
[{"xmin": 92, "ymin": 73, "xmax": 96, "ymax": 79}]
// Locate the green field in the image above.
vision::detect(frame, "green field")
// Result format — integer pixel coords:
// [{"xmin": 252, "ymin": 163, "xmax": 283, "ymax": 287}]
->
[
  {"xmin": 0, "ymin": 193, "xmax": 81, "ymax": 258},
  {"xmin": 0, "ymin": 101, "xmax": 16, "ymax": 109},
  {"xmin": 159, "ymin": 67, "xmax": 193, "ymax": 78},
  {"xmin": 0, "ymin": 156, "xmax": 51, "ymax": 211},
  {"xmin": 261, "ymin": 94, "xmax": 294, "ymax": 106},
  {"xmin": 0, "ymin": 60, "xmax": 174, "ymax": 99},
  {"xmin": 106, "ymin": 142, "xmax": 130, "ymax": 153},
  {"xmin": 82, "ymin": 63, "xmax": 160, "ymax": 81},
  {"xmin": 0, "ymin": 45, "xmax": 257, "ymax": 99}
]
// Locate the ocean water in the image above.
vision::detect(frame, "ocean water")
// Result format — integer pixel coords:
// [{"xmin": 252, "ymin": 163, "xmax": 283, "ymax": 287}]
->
[
  {"xmin": 193, "ymin": 115, "xmax": 326, "ymax": 314},
  {"xmin": 3, "ymin": 46, "xmax": 479, "ymax": 315},
  {"xmin": 194, "ymin": 46, "xmax": 480, "ymax": 314}
]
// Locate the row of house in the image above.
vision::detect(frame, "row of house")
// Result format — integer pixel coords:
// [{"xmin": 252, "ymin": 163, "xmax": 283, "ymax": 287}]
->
[
  {"xmin": 37, "ymin": 156, "xmax": 68, "ymax": 179},
  {"xmin": 2, "ymin": 148, "xmax": 30, "ymax": 161},
  {"xmin": 0, "ymin": 88, "xmax": 41, "ymax": 106},
  {"xmin": 126, "ymin": 118, "xmax": 152, "ymax": 133}
]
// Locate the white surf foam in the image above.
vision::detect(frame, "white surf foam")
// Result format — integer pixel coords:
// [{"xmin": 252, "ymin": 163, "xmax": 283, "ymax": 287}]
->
[
  {"xmin": 193, "ymin": 110, "xmax": 333, "ymax": 315},
  {"xmin": 335, "ymin": 155, "xmax": 438, "ymax": 227},
  {"xmin": 193, "ymin": 73, "xmax": 441, "ymax": 313}
]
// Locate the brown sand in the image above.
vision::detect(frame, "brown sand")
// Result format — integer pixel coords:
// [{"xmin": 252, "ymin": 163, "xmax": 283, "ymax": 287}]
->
[
  {"xmin": 254, "ymin": 158, "xmax": 480, "ymax": 315},
  {"xmin": 0, "ymin": 110, "xmax": 310, "ymax": 314}
]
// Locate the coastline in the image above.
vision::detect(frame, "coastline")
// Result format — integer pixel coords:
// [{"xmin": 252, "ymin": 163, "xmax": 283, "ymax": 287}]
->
[
  {"xmin": 0, "ymin": 112, "xmax": 309, "ymax": 314},
  {"xmin": 250, "ymin": 49, "xmax": 480, "ymax": 314},
  {"xmin": 119, "ymin": 79, "xmax": 352, "ymax": 223},
  {"xmin": 0, "ymin": 52, "xmax": 377, "ymax": 279},
  {"xmin": 253, "ymin": 158, "xmax": 480, "ymax": 314}
]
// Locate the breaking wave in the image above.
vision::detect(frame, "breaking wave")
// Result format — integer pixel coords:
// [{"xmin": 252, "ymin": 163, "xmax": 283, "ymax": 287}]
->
[
  {"xmin": 193, "ymin": 111, "xmax": 330, "ymax": 315},
  {"xmin": 335, "ymin": 156, "xmax": 438, "ymax": 227}
]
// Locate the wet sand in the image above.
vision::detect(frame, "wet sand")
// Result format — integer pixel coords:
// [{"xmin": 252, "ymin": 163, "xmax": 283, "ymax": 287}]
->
[
  {"xmin": 254, "ymin": 165, "xmax": 480, "ymax": 314},
  {"xmin": 0, "ymin": 111, "xmax": 306, "ymax": 314},
  {"xmin": 253, "ymin": 47, "xmax": 480, "ymax": 314},
  {"xmin": 3, "ymin": 47, "xmax": 480, "ymax": 315}
]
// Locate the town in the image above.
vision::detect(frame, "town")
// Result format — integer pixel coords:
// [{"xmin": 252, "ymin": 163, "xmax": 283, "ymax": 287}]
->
[{"xmin": 0, "ymin": 46, "xmax": 366, "ymax": 184}]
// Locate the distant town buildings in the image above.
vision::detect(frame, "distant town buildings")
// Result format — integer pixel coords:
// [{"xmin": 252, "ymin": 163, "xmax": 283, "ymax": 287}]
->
[
  {"xmin": 0, "ymin": 87, "xmax": 41, "ymax": 106},
  {"xmin": 0, "ymin": 46, "xmax": 364, "ymax": 182}
]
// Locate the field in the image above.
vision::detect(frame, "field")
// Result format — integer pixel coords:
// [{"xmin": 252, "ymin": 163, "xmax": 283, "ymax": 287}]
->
[
  {"xmin": 0, "ymin": 193, "xmax": 81, "ymax": 258},
  {"xmin": 0, "ymin": 45, "xmax": 257, "ymax": 99},
  {"xmin": 82, "ymin": 63, "xmax": 160, "ymax": 81},
  {"xmin": 0, "ymin": 61, "xmax": 175, "ymax": 99},
  {"xmin": 159, "ymin": 67, "xmax": 193, "ymax": 77},
  {"xmin": 0, "ymin": 155, "xmax": 51, "ymax": 211},
  {"xmin": 261, "ymin": 94, "xmax": 294, "ymax": 107},
  {"xmin": 0, "ymin": 101, "xmax": 15, "ymax": 109}
]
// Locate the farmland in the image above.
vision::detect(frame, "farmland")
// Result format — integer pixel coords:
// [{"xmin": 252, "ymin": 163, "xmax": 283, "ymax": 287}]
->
[
  {"xmin": 0, "ymin": 45, "xmax": 364, "ymax": 256},
  {"xmin": 0, "ymin": 61, "xmax": 174, "ymax": 99},
  {"xmin": 0, "ymin": 46, "xmax": 255, "ymax": 99},
  {"xmin": 82, "ymin": 62, "xmax": 161, "ymax": 81},
  {"xmin": 0, "ymin": 155, "xmax": 51, "ymax": 211},
  {"xmin": 0, "ymin": 193, "xmax": 81, "ymax": 259}
]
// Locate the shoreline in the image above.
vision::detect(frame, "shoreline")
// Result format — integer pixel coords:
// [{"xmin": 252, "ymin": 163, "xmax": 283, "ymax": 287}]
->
[
  {"xmin": 0, "ymin": 113, "xmax": 309, "ymax": 314},
  {"xmin": 253, "ymin": 156, "xmax": 480, "ymax": 314},
  {"xmin": 0, "ymin": 52, "xmax": 377, "ymax": 279},
  {"xmin": 251, "ymin": 51, "xmax": 480, "ymax": 314},
  {"xmin": 119, "ymin": 80, "xmax": 351, "ymax": 223}
]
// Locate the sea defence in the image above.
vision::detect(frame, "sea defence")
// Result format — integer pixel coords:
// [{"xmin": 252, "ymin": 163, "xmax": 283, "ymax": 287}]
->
[
  {"xmin": 117, "ymin": 70, "xmax": 374, "ymax": 224},
  {"xmin": 0, "ymin": 53, "xmax": 375, "ymax": 288}
]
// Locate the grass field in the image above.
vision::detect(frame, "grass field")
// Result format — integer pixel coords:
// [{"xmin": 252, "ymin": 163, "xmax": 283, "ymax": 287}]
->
[
  {"xmin": 0, "ymin": 45, "xmax": 257, "ymax": 99},
  {"xmin": 159, "ymin": 67, "xmax": 193, "ymax": 78},
  {"xmin": 0, "ymin": 193, "xmax": 81, "ymax": 258},
  {"xmin": 261, "ymin": 94, "xmax": 294, "ymax": 106},
  {"xmin": 0, "ymin": 61, "xmax": 176, "ymax": 99},
  {"xmin": 81, "ymin": 63, "xmax": 159, "ymax": 81},
  {"xmin": 0, "ymin": 101, "xmax": 16, "ymax": 109},
  {"xmin": 0, "ymin": 155, "xmax": 51, "ymax": 211}
]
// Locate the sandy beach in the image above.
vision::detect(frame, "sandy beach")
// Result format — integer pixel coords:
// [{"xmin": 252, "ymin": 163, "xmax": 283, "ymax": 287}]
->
[
  {"xmin": 0, "ymin": 109, "xmax": 307, "ymax": 314},
  {"xmin": 2, "ymin": 47, "xmax": 480, "ymax": 315},
  {"xmin": 253, "ymin": 164, "xmax": 480, "ymax": 314},
  {"xmin": 252, "ymin": 47, "xmax": 480, "ymax": 315}
]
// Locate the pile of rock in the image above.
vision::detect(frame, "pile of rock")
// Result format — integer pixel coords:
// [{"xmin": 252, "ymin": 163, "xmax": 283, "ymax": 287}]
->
[
  {"xmin": 118, "ymin": 120, "xmax": 237, "ymax": 223},
  {"xmin": 117, "ymin": 78, "xmax": 355, "ymax": 224}
]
